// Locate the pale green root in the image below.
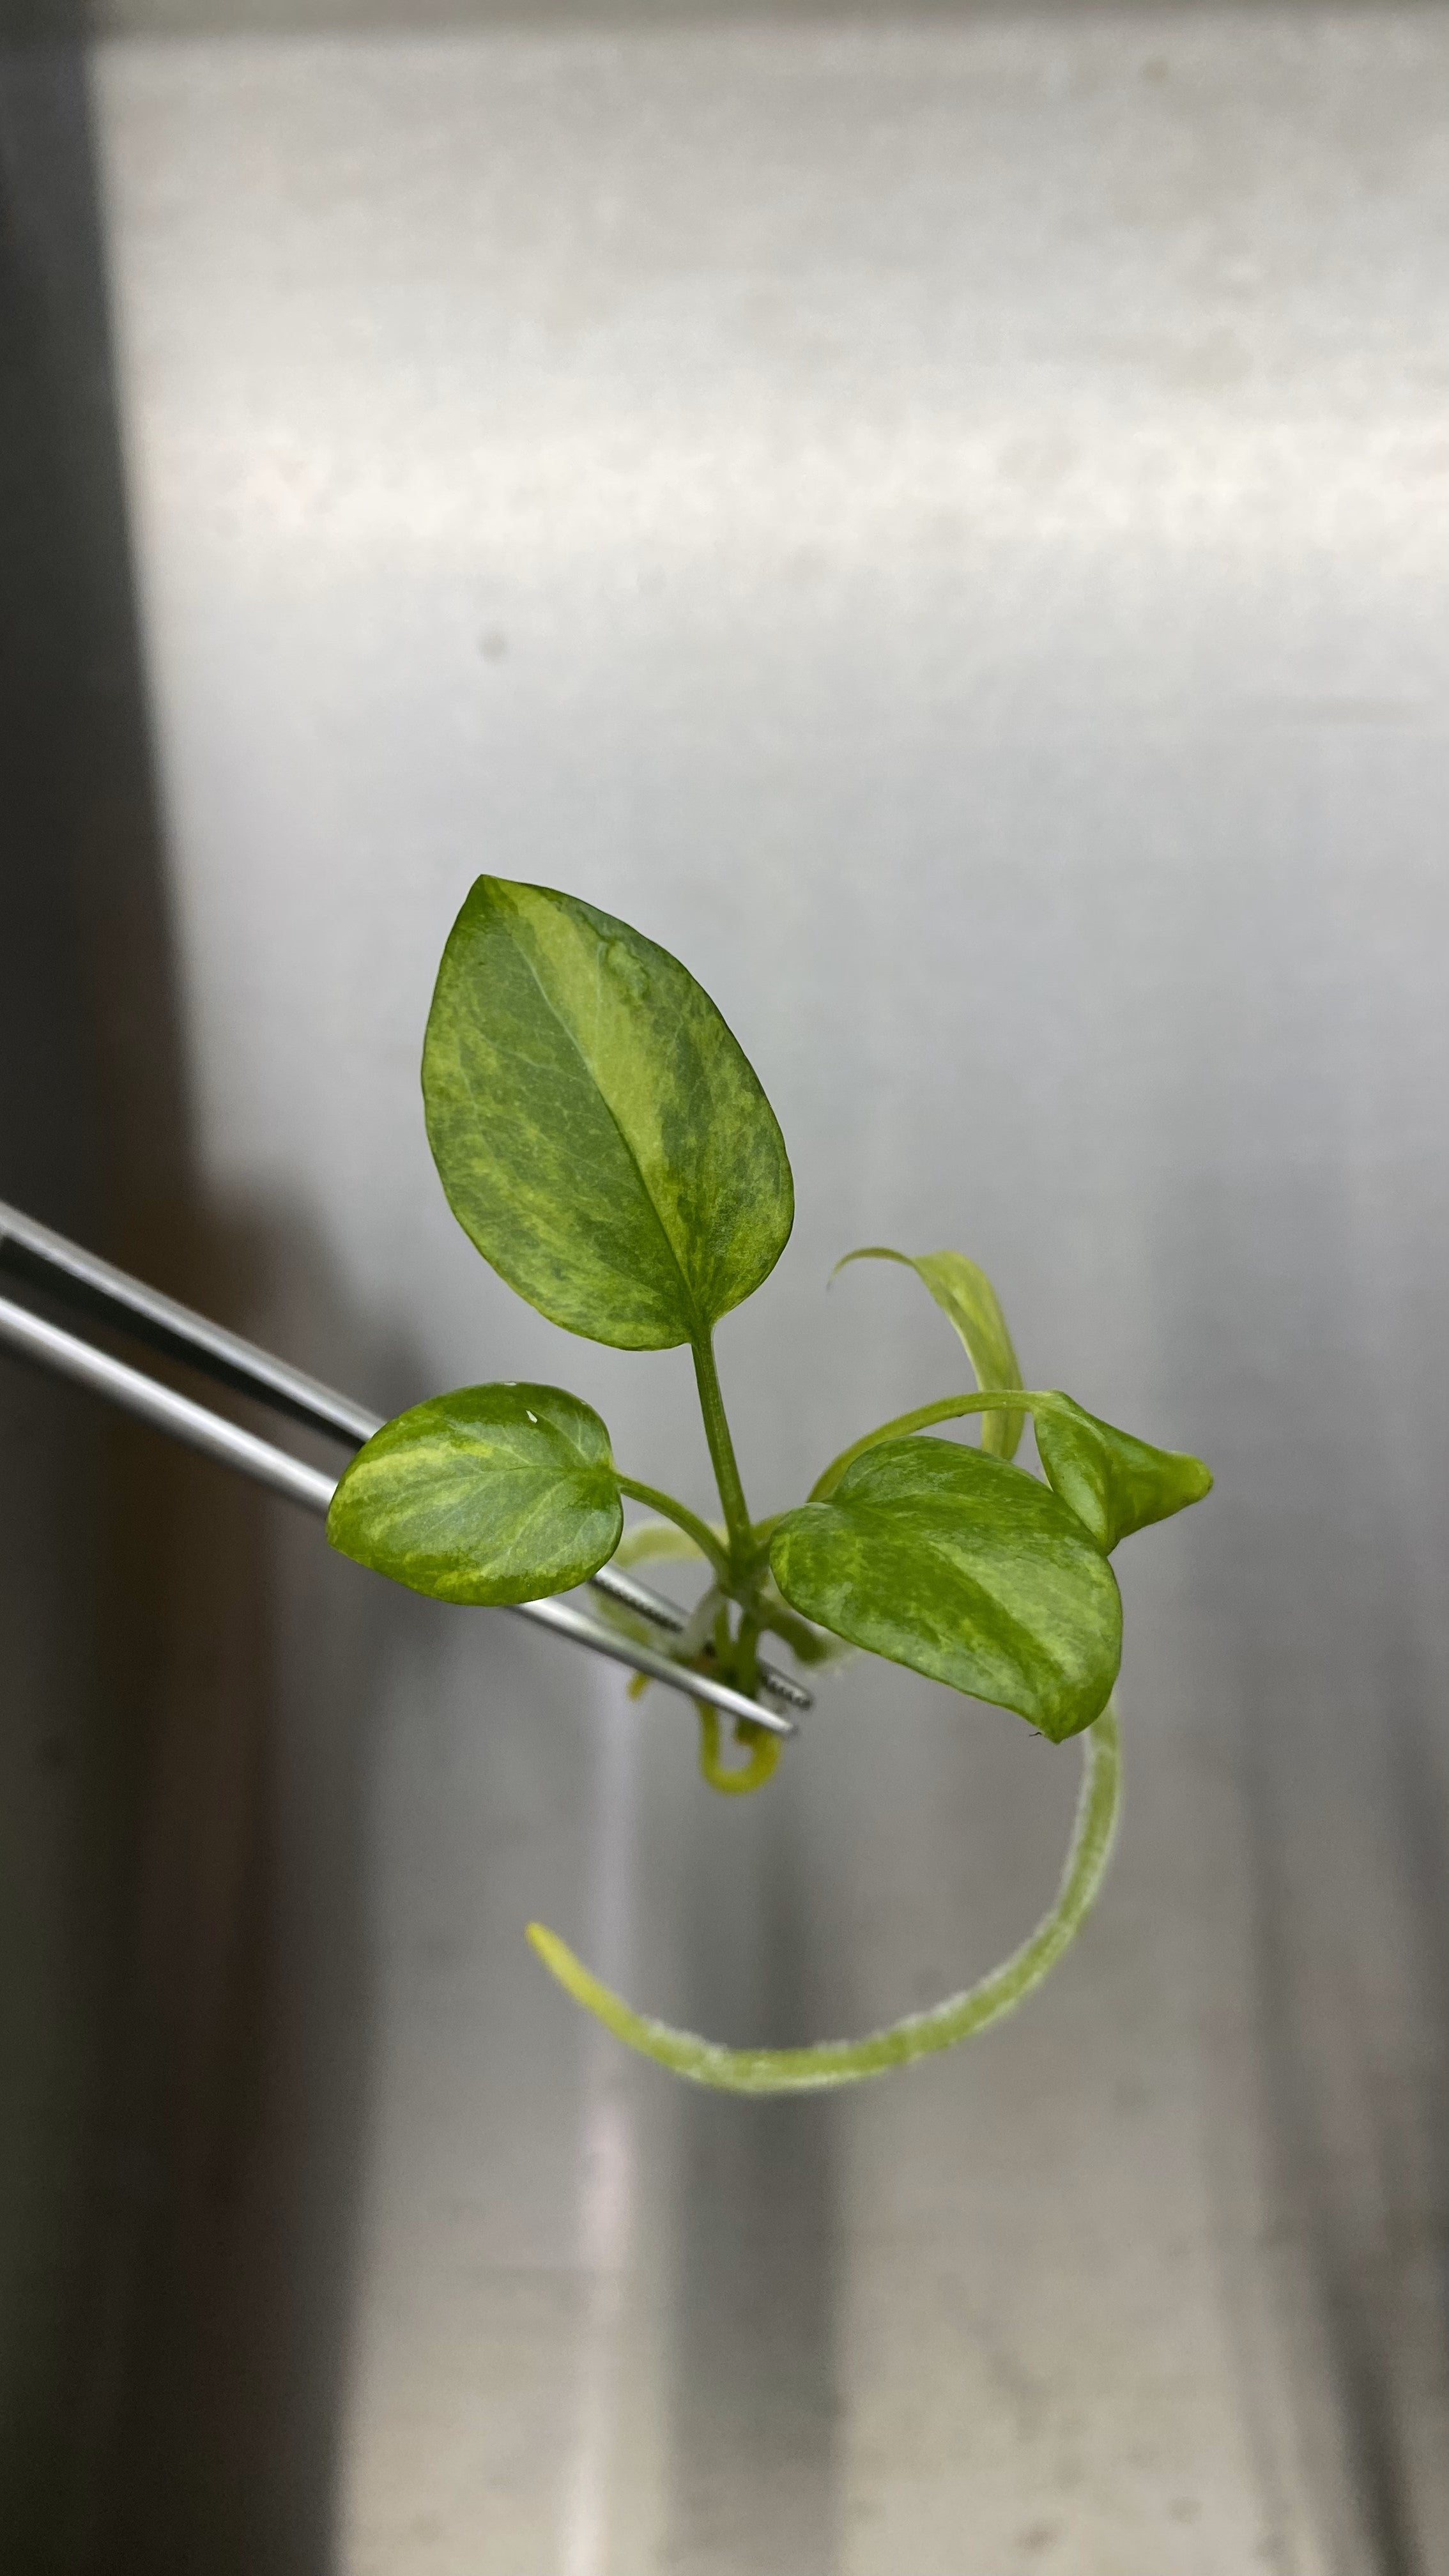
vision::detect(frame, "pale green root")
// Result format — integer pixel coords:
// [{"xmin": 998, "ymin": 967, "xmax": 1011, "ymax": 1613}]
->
[
  {"xmin": 695, "ymin": 1703, "xmax": 783, "ymax": 1795},
  {"xmin": 527, "ymin": 1696, "xmax": 1122, "ymax": 2094}
]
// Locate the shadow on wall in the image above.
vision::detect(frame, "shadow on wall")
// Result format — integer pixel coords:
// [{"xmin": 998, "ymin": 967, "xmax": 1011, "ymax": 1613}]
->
[{"xmin": 0, "ymin": 43, "xmax": 388, "ymax": 2576}]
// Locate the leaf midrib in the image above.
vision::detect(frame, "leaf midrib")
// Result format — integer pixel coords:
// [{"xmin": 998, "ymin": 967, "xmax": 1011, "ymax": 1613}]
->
[
  {"xmin": 811, "ymin": 1500, "xmax": 1094, "ymax": 1692},
  {"xmin": 512, "ymin": 921, "xmax": 700, "ymax": 1333}
]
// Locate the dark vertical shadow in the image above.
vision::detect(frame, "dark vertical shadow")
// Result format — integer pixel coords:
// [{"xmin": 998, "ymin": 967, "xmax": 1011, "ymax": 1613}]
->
[
  {"xmin": 0, "ymin": 39, "xmax": 376, "ymax": 2576},
  {"xmin": 1190, "ymin": 1158, "xmax": 1449, "ymax": 2576},
  {"xmin": 663, "ymin": 1772, "xmax": 841, "ymax": 2574}
]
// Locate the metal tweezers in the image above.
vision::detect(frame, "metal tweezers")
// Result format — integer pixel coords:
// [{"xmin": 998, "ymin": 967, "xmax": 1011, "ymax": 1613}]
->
[{"xmin": 0, "ymin": 1200, "xmax": 805, "ymax": 1738}]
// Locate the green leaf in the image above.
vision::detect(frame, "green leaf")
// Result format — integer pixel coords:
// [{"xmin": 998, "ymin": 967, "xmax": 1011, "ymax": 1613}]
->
[
  {"xmin": 326, "ymin": 1382, "xmax": 622, "ymax": 1605},
  {"xmin": 834, "ymin": 1246, "xmax": 1025, "ymax": 1459},
  {"xmin": 1031, "ymin": 1393, "xmax": 1213, "ymax": 1554},
  {"xmin": 769, "ymin": 1437, "xmax": 1121, "ymax": 1741},
  {"xmin": 423, "ymin": 878, "xmax": 793, "ymax": 1349}
]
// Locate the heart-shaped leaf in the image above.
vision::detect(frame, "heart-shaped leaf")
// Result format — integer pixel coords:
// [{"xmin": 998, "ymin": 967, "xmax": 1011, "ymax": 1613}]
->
[
  {"xmin": 1031, "ymin": 1393, "xmax": 1213, "ymax": 1554},
  {"xmin": 423, "ymin": 878, "xmax": 793, "ymax": 1349},
  {"xmin": 769, "ymin": 1437, "xmax": 1121, "ymax": 1741},
  {"xmin": 835, "ymin": 1246, "xmax": 1025, "ymax": 1459},
  {"xmin": 327, "ymin": 1382, "xmax": 622, "ymax": 1605}
]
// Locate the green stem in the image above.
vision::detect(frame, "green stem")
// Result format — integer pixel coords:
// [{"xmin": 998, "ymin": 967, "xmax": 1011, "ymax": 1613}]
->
[
  {"xmin": 733, "ymin": 1608, "xmax": 760, "ymax": 1701},
  {"xmin": 690, "ymin": 1332, "xmax": 755, "ymax": 1572},
  {"xmin": 615, "ymin": 1475, "xmax": 732, "ymax": 1585},
  {"xmin": 527, "ymin": 1696, "xmax": 1123, "ymax": 2093},
  {"xmin": 811, "ymin": 1388, "xmax": 1043, "ymax": 1503}
]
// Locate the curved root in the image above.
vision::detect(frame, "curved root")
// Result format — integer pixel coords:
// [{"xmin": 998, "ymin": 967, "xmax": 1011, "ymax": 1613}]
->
[{"xmin": 527, "ymin": 1697, "xmax": 1121, "ymax": 2094}]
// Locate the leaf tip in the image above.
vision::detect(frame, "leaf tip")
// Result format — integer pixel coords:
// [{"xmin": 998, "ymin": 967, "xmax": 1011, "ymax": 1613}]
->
[{"xmin": 828, "ymin": 1245, "xmax": 896, "ymax": 1290}]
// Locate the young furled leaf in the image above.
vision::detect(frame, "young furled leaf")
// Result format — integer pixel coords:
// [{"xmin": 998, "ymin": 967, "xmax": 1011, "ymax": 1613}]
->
[
  {"xmin": 1030, "ymin": 1393, "xmax": 1213, "ymax": 1555},
  {"xmin": 327, "ymin": 1383, "xmax": 622, "ymax": 1605},
  {"xmin": 834, "ymin": 1246, "xmax": 1025, "ymax": 1459},
  {"xmin": 769, "ymin": 1436, "xmax": 1121, "ymax": 1742},
  {"xmin": 422, "ymin": 878, "xmax": 793, "ymax": 1349}
]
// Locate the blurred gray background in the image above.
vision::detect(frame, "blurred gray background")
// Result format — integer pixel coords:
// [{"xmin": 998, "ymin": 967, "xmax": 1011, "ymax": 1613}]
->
[{"xmin": 2, "ymin": 4, "xmax": 1447, "ymax": 2570}]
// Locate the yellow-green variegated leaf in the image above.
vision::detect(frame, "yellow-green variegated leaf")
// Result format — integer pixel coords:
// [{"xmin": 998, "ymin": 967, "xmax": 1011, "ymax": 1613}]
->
[
  {"xmin": 834, "ymin": 1246, "xmax": 1025, "ymax": 1459},
  {"xmin": 769, "ymin": 1436, "xmax": 1120, "ymax": 1741},
  {"xmin": 423, "ymin": 879, "xmax": 793, "ymax": 1348},
  {"xmin": 326, "ymin": 1383, "xmax": 622, "ymax": 1605},
  {"xmin": 1031, "ymin": 1393, "xmax": 1213, "ymax": 1555}
]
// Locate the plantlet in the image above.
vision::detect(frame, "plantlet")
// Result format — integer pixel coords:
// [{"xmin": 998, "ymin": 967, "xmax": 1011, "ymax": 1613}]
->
[{"xmin": 328, "ymin": 878, "xmax": 1211, "ymax": 2092}]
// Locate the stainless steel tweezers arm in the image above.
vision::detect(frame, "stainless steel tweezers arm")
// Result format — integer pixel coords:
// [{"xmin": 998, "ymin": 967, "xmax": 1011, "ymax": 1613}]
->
[{"xmin": 0, "ymin": 1199, "xmax": 799, "ymax": 1737}]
